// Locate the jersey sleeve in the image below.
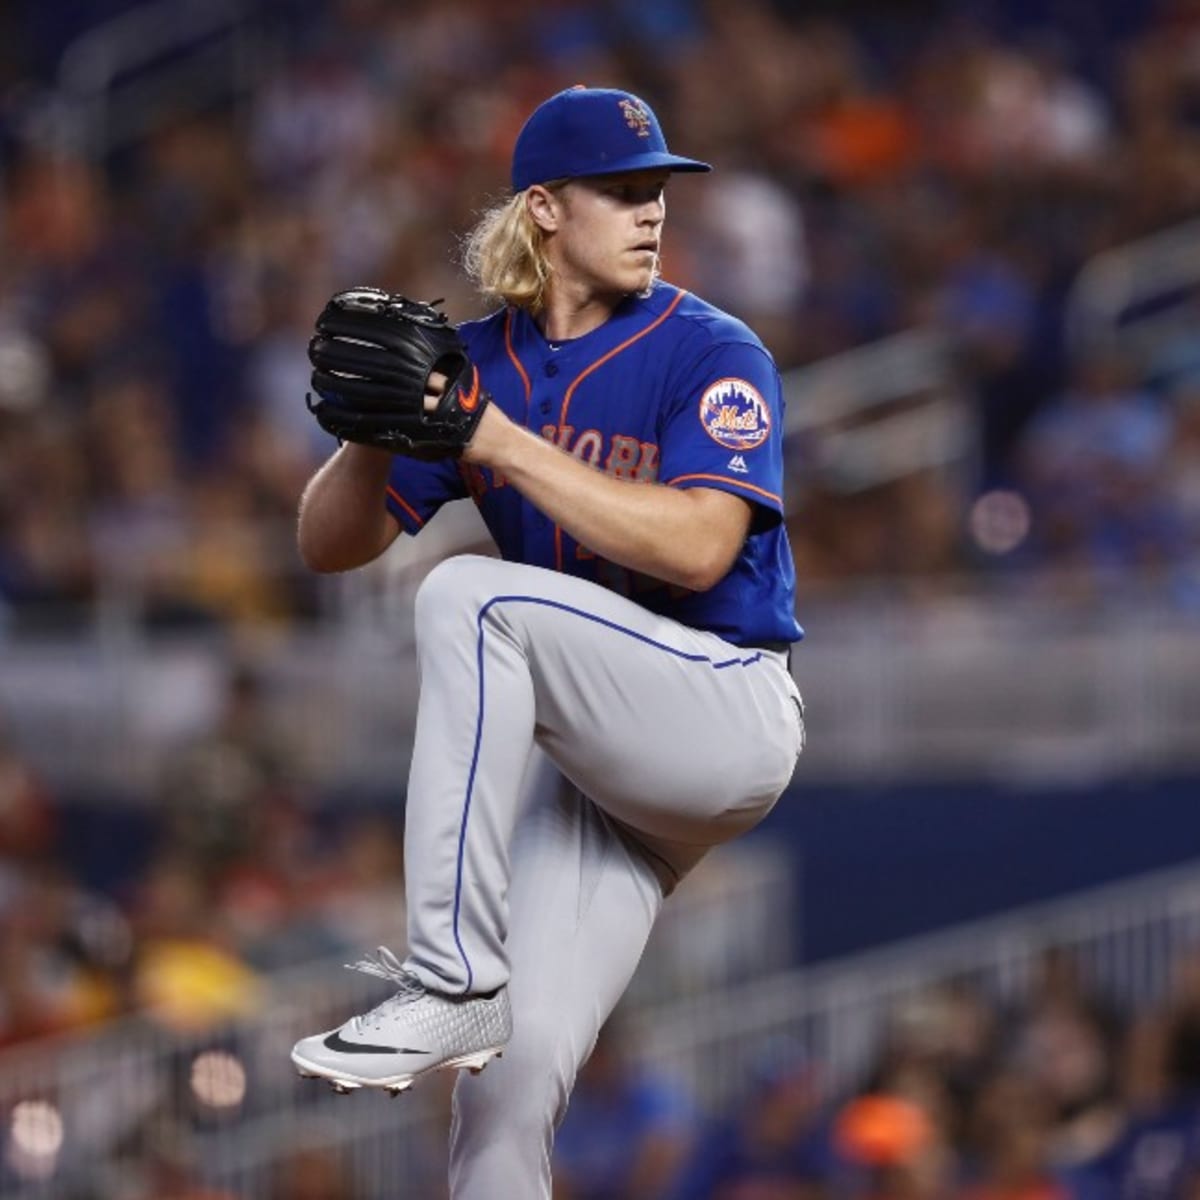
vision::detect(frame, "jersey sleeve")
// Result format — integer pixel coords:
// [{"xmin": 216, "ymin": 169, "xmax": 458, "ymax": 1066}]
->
[
  {"xmin": 384, "ymin": 456, "xmax": 468, "ymax": 535},
  {"xmin": 657, "ymin": 340, "xmax": 786, "ymax": 527}
]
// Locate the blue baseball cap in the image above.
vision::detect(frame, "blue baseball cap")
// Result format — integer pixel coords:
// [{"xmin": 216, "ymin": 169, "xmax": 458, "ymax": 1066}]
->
[{"xmin": 511, "ymin": 86, "xmax": 711, "ymax": 191}]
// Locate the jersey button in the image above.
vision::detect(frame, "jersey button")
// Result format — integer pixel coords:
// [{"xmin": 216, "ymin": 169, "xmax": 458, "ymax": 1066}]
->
[{"xmin": 544, "ymin": 362, "xmax": 558, "ymax": 377}]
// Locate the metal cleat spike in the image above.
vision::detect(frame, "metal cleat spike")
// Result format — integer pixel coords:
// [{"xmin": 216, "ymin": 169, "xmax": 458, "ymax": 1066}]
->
[{"xmin": 329, "ymin": 1080, "xmax": 360, "ymax": 1095}]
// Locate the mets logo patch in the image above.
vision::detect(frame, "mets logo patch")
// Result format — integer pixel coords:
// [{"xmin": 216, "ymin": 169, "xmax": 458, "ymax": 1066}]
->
[
  {"xmin": 698, "ymin": 378, "xmax": 771, "ymax": 451},
  {"xmin": 619, "ymin": 98, "xmax": 652, "ymax": 137}
]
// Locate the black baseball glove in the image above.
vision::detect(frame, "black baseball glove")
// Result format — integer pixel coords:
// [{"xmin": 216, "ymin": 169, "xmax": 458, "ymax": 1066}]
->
[{"xmin": 306, "ymin": 287, "xmax": 489, "ymax": 460}]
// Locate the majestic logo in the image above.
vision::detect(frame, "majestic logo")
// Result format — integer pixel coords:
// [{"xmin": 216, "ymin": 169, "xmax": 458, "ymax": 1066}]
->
[
  {"xmin": 727, "ymin": 454, "xmax": 749, "ymax": 474},
  {"xmin": 619, "ymin": 98, "xmax": 652, "ymax": 138},
  {"xmin": 699, "ymin": 378, "xmax": 771, "ymax": 451}
]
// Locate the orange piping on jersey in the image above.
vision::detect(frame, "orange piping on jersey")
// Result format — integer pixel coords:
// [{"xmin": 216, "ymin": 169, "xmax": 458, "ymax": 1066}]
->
[
  {"xmin": 556, "ymin": 289, "xmax": 686, "ymax": 436},
  {"xmin": 503, "ymin": 309, "xmax": 532, "ymax": 419},
  {"xmin": 552, "ymin": 289, "xmax": 687, "ymax": 570},
  {"xmin": 665, "ymin": 474, "xmax": 782, "ymax": 507},
  {"xmin": 386, "ymin": 485, "xmax": 426, "ymax": 529}
]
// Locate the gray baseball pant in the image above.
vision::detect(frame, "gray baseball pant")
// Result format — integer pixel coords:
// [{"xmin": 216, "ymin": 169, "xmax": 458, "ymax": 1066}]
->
[{"xmin": 399, "ymin": 555, "xmax": 804, "ymax": 1199}]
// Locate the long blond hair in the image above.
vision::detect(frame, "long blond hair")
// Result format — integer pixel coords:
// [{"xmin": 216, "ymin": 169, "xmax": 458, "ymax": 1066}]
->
[{"xmin": 462, "ymin": 184, "xmax": 565, "ymax": 314}]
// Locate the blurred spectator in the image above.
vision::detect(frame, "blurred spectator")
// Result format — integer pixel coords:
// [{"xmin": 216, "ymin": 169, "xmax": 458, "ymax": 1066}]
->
[
  {"xmin": 0, "ymin": 724, "xmax": 57, "ymax": 865},
  {"xmin": 0, "ymin": 1, "xmax": 1198, "ymax": 1192},
  {"xmin": 128, "ymin": 854, "xmax": 264, "ymax": 1034},
  {"xmin": 158, "ymin": 664, "xmax": 292, "ymax": 876},
  {"xmin": 0, "ymin": 866, "xmax": 128, "ymax": 1047},
  {"xmin": 0, "ymin": 731, "xmax": 133, "ymax": 1046},
  {"xmin": 1081, "ymin": 1001, "xmax": 1200, "ymax": 1199},
  {"xmin": 1159, "ymin": 379, "xmax": 1200, "ymax": 607},
  {"xmin": 308, "ymin": 812, "xmax": 408, "ymax": 956},
  {"xmin": 930, "ymin": 213, "xmax": 1038, "ymax": 385},
  {"xmin": 1001, "ymin": 947, "xmax": 1122, "ymax": 1168},
  {"xmin": 958, "ymin": 1074, "xmax": 1073, "ymax": 1200},
  {"xmin": 931, "ymin": 35, "xmax": 1111, "ymax": 177},
  {"xmin": 0, "ymin": 0, "xmax": 1195, "ymax": 627},
  {"xmin": 788, "ymin": 471, "xmax": 964, "ymax": 591},
  {"xmin": 832, "ymin": 1089, "xmax": 950, "ymax": 1199},
  {"xmin": 0, "ymin": 403, "xmax": 96, "ymax": 625},
  {"xmin": 1014, "ymin": 350, "xmax": 1174, "ymax": 580},
  {"xmin": 247, "ymin": 53, "xmax": 383, "ymax": 194},
  {"xmin": 169, "ymin": 469, "xmax": 295, "ymax": 624},
  {"xmin": 686, "ymin": 167, "xmax": 809, "ymax": 363},
  {"xmin": 269, "ymin": 1146, "xmax": 360, "ymax": 1200},
  {"xmin": 670, "ymin": 1036, "xmax": 829, "ymax": 1199},
  {"xmin": 874, "ymin": 980, "xmax": 1001, "ymax": 1135},
  {"xmin": 84, "ymin": 370, "xmax": 193, "ymax": 620},
  {"xmin": 137, "ymin": 1151, "xmax": 238, "ymax": 1200}
]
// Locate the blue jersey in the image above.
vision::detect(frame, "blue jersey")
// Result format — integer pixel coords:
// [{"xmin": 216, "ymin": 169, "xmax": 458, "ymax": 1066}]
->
[{"xmin": 384, "ymin": 282, "xmax": 803, "ymax": 647}]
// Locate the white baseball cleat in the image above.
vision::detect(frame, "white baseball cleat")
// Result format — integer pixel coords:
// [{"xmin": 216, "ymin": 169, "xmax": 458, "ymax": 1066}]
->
[{"xmin": 291, "ymin": 947, "xmax": 511, "ymax": 1094}]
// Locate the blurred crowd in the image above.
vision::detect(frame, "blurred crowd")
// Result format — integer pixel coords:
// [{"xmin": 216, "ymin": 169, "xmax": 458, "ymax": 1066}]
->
[
  {"xmin": 544, "ymin": 945, "xmax": 1200, "ymax": 1200},
  {"xmin": 0, "ymin": 652, "xmax": 1195, "ymax": 1197},
  {"xmin": 0, "ymin": 664, "xmax": 409, "ymax": 1051},
  {"xmin": 0, "ymin": 0, "xmax": 1199, "ymax": 628},
  {"xmin": 3, "ymin": 0, "xmax": 1200, "ymax": 1196},
  {"xmin": 10, "ymin": 773, "xmax": 1200, "ymax": 1200}
]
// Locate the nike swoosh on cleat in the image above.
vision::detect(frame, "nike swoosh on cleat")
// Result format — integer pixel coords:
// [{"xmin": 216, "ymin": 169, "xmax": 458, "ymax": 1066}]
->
[{"xmin": 322, "ymin": 1032, "xmax": 429, "ymax": 1055}]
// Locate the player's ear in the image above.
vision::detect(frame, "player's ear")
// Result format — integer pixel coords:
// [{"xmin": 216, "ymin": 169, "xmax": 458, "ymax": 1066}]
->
[{"xmin": 526, "ymin": 183, "xmax": 565, "ymax": 234}]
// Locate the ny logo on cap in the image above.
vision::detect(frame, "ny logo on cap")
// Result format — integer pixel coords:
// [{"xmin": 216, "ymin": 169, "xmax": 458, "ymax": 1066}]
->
[{"xmin": 619, "ymin": 98, "xmax": 652, "ymax": 138}]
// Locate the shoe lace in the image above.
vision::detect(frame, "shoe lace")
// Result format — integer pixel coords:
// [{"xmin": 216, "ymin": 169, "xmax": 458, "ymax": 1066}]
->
[
  {"xmin": 343, "ymin": 946, "xmax": 425, "ymax": 1030},
  {"xmin": 344, "ymin": 945, "xmax": 418, "ymax": 988}
]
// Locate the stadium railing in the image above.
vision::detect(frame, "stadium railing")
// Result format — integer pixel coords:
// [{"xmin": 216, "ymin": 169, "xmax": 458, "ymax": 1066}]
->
[
  {"xmin": 0, "ymin": 855, "xmax": 1196, "ymax": 1197},
  {"xmin": 780, "ymin": 328, "xmax": 971, "ymax": 495},
  {"xmin": 1065, "ymin": 214, "xmax": 1200, "ymax": 364},
  {"xmin": 635, "ymin": 858, "xmax": 1200, "ymax": 1111},
  {"xmin": 52, "ymin": 0, "xmax": 262, "ymax": 157},
  {"xmin": 0, "ymin": 838, "xmax": 792, "ymax": 1198},
  {"xmin": 4, "ymin": 585, "xmax": 1197, "ymax": 796}
]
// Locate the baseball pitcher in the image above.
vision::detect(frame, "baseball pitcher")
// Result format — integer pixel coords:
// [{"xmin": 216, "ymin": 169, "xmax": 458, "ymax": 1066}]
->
[{"xmin": 290, "ymin": 85, "xmax": 806, "ymax": 1200}]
